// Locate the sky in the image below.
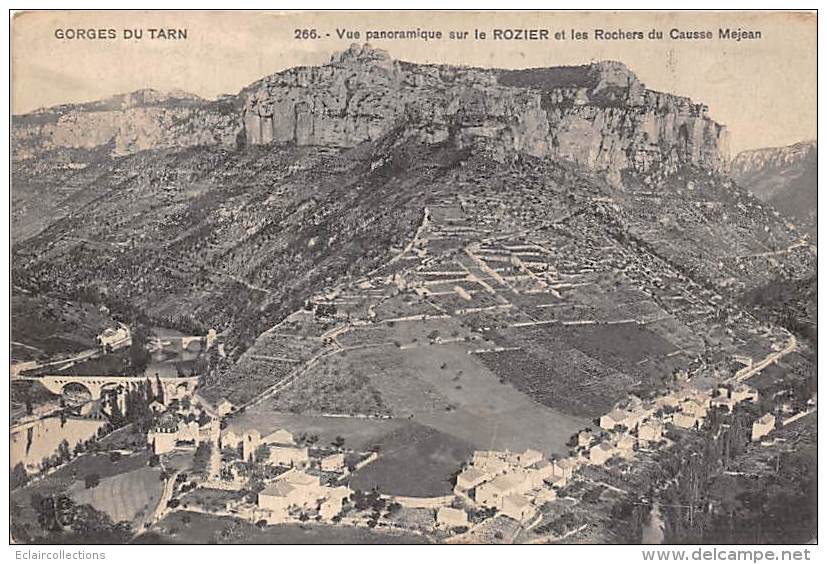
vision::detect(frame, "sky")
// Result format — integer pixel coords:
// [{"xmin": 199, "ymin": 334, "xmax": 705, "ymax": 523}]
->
[{"xmin": 11, "ymin": 10, "xmax": 817, "ymax": 155}]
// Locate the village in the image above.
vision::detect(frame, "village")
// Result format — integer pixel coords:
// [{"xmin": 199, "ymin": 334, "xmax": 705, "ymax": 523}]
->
[
  {"xmin": 131, "ymin": 322, "xmax": 813, "ymax": 544},
  {"xmin": 115, "ymin": 186, "xmax": 816, "ymax": 543}
]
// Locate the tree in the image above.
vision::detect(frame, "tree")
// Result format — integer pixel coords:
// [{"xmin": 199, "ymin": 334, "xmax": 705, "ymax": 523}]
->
[
  {"xmin": 193, "ymin": 442, "xmax": 212, "ymax": 473},
  {"xmin": 155, "ymin": 374, "xmax": 165, "ymax": 404},
  {"xmin": 57, "ymin": 439, "xmax": 72, "ymax": 464},
  {"xmin": 332, "ymin": 435, "xmax": 346, "ymax": 449},
  {"xmin": 84, "ymin": 473, "xmax": 101, "ymax": 489},
  {"xmin": 129, "ymin": 323, "xmax": 151, "ymax": 374},
  {"xmin": 10, "ymin": 463, "xmax": 29, "ymax": 490}
]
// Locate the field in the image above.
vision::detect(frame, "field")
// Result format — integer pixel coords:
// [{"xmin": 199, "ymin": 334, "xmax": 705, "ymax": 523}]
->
[
  {"xmin": 10, "ymin": 451, "xmax": 153, "ymax": 534},
  {"xmin": 349, "ymin": 422, "xmax": 473, "ymax": 497},
  {"xmin": 69, "ymin": 465, "xmax": 163, "ymax": 524},
  {"xmin": 269, "ymin": 352, "xmax": 390, "ymax": 416},
  {"xmin": 268, "ymin": 302, "xmax": 588, "ymax": 456},
  {"xmin": 225, "ymin": 410, "xmax": 409, "ymax": 452},
  {"xmin": 145, "ymin": 511, "xmax": 428, "ymax": 544}
]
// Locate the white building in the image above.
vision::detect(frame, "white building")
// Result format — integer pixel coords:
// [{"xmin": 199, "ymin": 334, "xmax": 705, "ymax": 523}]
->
[
  {"xmin": 97, "ymin": 324, "xmax": 131, "ymax": 351},
  {"xmin": 615, "ymin": 434, "xmax": 637, "ymax": 459},
  {"xmin": 551, "ymin": 458, "xmax": 575, "ymax": 480},
  {"xmin": 501, "ymin": 494, "xmax": 537, "ymax": 523},
  {"xmin": 517, "ymin": 449, "xmax": 543, "ymax": 467},
  {"xmin": 263, "ymin": 428, "xmax": 295, "ymax": 446},
  {"xmin": 455, "ymin": 467, "xmax": 489, "ymax": 491},
  {"xmin": 576, "ymin": 431, "xmax": 594, "ymax": 448},
  {"xmin": 320, "ymin": 453, "xmax": 345, "ymax": 472},
  {"xmin": 475, "ymin": 473, "xmax": 529, "ymax": 509},
  {"xmin": 319, "ymin": 486, "xmax": 350, "ymax": 521},
  {"xmin": 752, "ymin": 413, "xmax": 776, "ymax": 442},
  {"xmin": 638, "ymin": 420, "xmax": 663, "ymax": 444},
  {"xmin": 147, "ymin": 418, "xmax": 202, "ymax": 455},
  {"xmin": 436, "ymin": 507, "xmax": 469, "ymax": 529},
  {"xmin": 672, "ymin": 412, "xmax": 701, "ymax": 429},
  {"xmin": 216, "ymin": 398, "xmax": 235, "ymax": 416},
  {"xmin": 268, "ymin": 446, "xmax": 310, "ymax": 467},
  {"xmin": 589, "ymin": 442, "xmax": 616, "ymax": 466},
  {"xmin": 257, "ymin": 469, "xmax": 324, "ymax": 516}
]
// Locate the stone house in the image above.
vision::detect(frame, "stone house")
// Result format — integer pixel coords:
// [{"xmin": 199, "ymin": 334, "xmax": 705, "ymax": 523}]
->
[
  {"xmin": 751, "ymin": 413, "xmax": 776, "ymax": 442},
  {"xmin": 321, "ymin": 452, "xmax": 345, "ymax": 472},
  {"xmin": 637, "ymin": 420, "xmax": 663, "ymax": 444},
  {"xmin": 455, "ymin": 467, "xmax": 490, "ymax": 491},
  {"xmin": 501, "ymin": 494, "xmax": 537, "ymax": 523},
  {"xmin": 263, "ymin": 428, "xmax": 295, "ymax": 446},
  {"xmin": 475, "ymin": 473, "xmax": 528, "ymax": 509},
  {"xmin": 268, "ymin": 445, "xmax": 310, "ymax": 467},
  {"xmin": 672, "ymin": 412, "xmax": 701, "ymax": 429},
  {"xmin": 216, "ymin": 398, "xmax": 235, "ymax": 416},
  {"xmin": 436, "ymin": 507, "xmax": 469, "ymax": 529},
  {"xmin": 589, "ymin": 442, "xmax": 616, "ymax": 466},
  {"xmin": 551, "ymin": 458, "xmax": 575, "ymax": 480}
]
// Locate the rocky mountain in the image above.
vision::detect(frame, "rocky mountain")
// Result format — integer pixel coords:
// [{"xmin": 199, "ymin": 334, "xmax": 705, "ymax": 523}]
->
[
  {"xmin": 12, "ymin": 88, "xmax": 240, "ymax": 159},
  {"xmin": 14, "ymin": 44, "xmax": 728, "ymax": 180},
  {"xmin": 11, "ymin": 44, "xmax": 813, "ymax": 368},
  {"xmin": 731, "ymin": 141, "xmax": 817, "ymax": 239},
  {"xmin": 241, "ymin": 45, "xmax": 729, "ymax": 180}
]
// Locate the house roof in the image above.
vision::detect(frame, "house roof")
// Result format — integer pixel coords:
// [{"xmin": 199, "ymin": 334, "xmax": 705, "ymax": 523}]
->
[
  {"xmin": 327, "ymin": 486, "xmax": 351, "ymax": 500},
  {"xmin": 264, "ymin": 428, "xmax": 294, "ymax": 444},
  {"xmin": 270, "ymin": 445, "xmax": 308, "ymax": 455},
  {"xmin": 488, "ymin": 473, "xmax": 525, "ymax": 493},
  {"xmin": 617, "ymin": 435, "xmax": 636, "ymax": 448},
  {"xmin": 260, "ymin": 481, "xmax": 295, "ymax": 498},
  {"xmin": 556, "ymin": 458, "xmax": 576, "ymax": 469},
  {"xmin": 503, "ymin": 494, "xmax": 531, "ymax": 508},
  {"xmin": 605, "ymin": 409, "xmax": 627, "ymax": 422},
  {"xmin": 437, "ymin": 507, "xmax": 467, "ymax": 519},
  {"xmin": 281, "ymin": 469, "xmax": 318, "ymax": 487},
  {"xmin": 458, "ymin": 467, "xmax": 488, "ymax": 482},
  {"xmin": 520, "ymin": 448, "xmax": 543, "ymax": 459}
]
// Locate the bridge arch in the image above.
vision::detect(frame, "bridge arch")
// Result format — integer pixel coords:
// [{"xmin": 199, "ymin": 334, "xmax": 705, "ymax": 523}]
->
[
  {"xmin": 29, "ymin": 374, "xmax": 200, "ymax": 405},
  {"xmin": 61, "ymin": 381, "xmax": 95, "ymax": 403}
]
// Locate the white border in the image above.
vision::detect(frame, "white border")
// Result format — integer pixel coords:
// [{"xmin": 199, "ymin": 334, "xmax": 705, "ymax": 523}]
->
[{"xmin": 1, "ymin": 3, "xmax": 822, "ymax": 563}]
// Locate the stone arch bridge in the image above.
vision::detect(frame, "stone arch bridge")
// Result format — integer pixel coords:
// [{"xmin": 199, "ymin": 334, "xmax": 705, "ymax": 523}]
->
[{"xmin": 22, "ymin": 374, "xmax": 200, "ymax": 403}]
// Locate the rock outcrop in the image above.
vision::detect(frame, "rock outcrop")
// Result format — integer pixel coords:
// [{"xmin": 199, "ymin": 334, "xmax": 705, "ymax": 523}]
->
[
  {"xmin": 241, "ymin": 44, "xmax": 729, "ymax": 176},
  {"xmin": 13, "ymin": 45, "xmax": 729, "ymax": 178},
  {"xmin": 13, "ymin": 89, "xmax": 241, "ymax": 158}
]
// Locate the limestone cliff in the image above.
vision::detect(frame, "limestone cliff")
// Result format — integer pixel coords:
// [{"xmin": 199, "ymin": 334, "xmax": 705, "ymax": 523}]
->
[
  {"xmin": 13, "ymin": 45, "xmax": 729, "ymax": 178},
  {"xmin": 12, "ymin": 89, "xmax": 241, "ymax": 159},
  {"xmin": 241, "ymin": 45, "xmax": 729, "ymax": 175}
]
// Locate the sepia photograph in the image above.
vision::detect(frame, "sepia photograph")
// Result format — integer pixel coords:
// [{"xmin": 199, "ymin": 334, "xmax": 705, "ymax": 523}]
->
[{"xmin": 6, "ymin": 7, "xmax": 819, "ymax": 552}]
